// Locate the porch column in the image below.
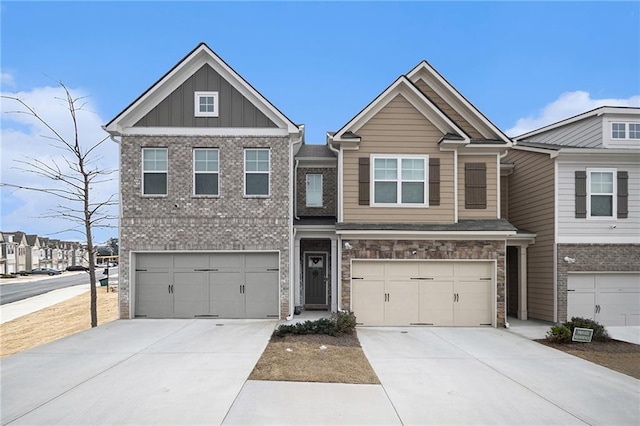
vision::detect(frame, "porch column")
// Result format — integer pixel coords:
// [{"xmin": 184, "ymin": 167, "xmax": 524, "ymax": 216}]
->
[
  {"xmin": 331, "ymin": 239, "xmax": 338, "ymax": 312},
  {"xmin": 518, "ymin": 245, "xmax": 528, "ymax": 320},
  {"xmin": 294, "ymin": 239, "xmax": 301, "ymax": 309}
]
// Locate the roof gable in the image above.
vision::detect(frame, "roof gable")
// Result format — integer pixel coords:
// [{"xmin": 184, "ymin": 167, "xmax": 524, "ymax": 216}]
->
[
  {"xmin": 105, "ymin": 43, "xmax": 300, "ymax": 136},
  {"xmin": 331, "ymin": 76, "xmax": 470, "ymax": 144},
  {"xmin": 406, "ymin": 61, "xmax": 511, "ymax": 144}
]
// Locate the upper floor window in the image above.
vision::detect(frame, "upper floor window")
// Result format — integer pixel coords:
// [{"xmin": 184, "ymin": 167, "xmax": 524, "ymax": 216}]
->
[
  {"xmin": 142, "ymin": 148, "xmax": 168, "ymax": 195},
  {"xmin": 588, "ymin": 169, "xmax": 616, "ymax": 218},
  {"xmin": 194, "ymin": 91, "xmax": 219, "ymax": 117},
  {"xmin": 193, "ymin": 149, "xmax": 219, "ymax": 196},
  {"xmin": 372, "ymin": 155, "xmax": 427, "ymax": 206},
  {"xmin": 612, "ymin": 122, "xmax": 640, "ymax": 139},
  {"xmin": 306, "ymin": 174, "xmax": 323, "ymax": 207},
  {"xmin": 245, "ymin": 148, "xmax": 270, "ymax": 196}
]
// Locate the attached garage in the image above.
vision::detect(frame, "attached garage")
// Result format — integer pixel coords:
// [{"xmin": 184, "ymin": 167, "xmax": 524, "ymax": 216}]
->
[
  {"xmin": 567, "ymin": 273, "xmax": 640, "ymax": 326},
  {"xmin": 351, "ymin": 260, "xmax": 494, "ymax": 326},
  {"xmin": 134, "ymin": 252, "xmax": 280, "ymax": 319}
]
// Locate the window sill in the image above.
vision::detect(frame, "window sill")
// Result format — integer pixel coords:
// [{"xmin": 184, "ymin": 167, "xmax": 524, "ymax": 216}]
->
[
  {"xmin": 141, "ymin": 194, "xmax": 168, "ymax": 198},
  {"xmin": 244, "ymin": 195, "xmax": 270, "ymax": 199}
]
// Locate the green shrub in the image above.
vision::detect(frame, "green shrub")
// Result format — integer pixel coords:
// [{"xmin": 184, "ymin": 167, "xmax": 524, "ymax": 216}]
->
[
  {"xmin": 564, "ymin": 317, "xmax": 610, "ymax": 342},
  {"xmin": 333, "ymin": 311, "xmax": 357, "ymax": 334},
  {"xmin": 546, "ymin": 325, "xmax": 571, "ymax": 343}
]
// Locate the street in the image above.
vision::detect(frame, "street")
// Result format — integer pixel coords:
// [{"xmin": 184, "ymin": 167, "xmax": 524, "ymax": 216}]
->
[{"xmin": 0, "ymin": 268, "xmax": 116, "ymax": 305}]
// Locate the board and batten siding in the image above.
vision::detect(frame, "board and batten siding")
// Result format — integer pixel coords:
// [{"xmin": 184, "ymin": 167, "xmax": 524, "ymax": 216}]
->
[
  {"xmin": 134, "ymin": 64, "xmax": 277, "ymax": 129},
  {"xmin": 342, "ymin": 94, "xmax": 455, "ymax": 223},
  {"xmin": 526, "ymin": 115, "xmax": 603, "ymax": 148},
  {"xmin": 504, "ymin": 149, "xmax": 556, "ymax": 322},
  {"xmin": 457, "ymin": 155, "xmax": 498, "ymax": 220},
  {"xmin": 413, "ymin": 79, "xmax": 483, "ymax": 139},
  {"xmin": 557, "ymin": 160, "xmax": 640, "ymax": 243}
]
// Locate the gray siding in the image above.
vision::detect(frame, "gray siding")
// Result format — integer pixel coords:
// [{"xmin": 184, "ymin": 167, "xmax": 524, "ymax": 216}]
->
[
  {"xmin": 525, "ymin": 116, "xmax": 603, "ymax": 147},
  {"xmin": 505, "ymin": 149, "xmax": 556, "ymax": 322},
  {"xmin": 135, "ymin": 64, "xmax": 277, "ymax": 129}
]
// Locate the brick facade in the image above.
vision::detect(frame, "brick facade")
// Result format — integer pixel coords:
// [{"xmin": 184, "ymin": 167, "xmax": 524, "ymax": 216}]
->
[
  {"xmin": 119, "ymin": 134, "xmax": 291, "ymax": 319},
  {"xmin": 296, "ymin": 167, "xmax": 337, "ymax": 217},
  {"xmin": 556, "ymin": 244, "xmax": 640, "ymax": 322},
  {"xmin": 340, "ymin": 239, "xmax": 507, "ymax": 326}
]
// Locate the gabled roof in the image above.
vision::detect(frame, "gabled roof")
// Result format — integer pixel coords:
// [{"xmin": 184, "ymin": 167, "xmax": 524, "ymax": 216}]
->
[
  {"xmin": 406, "ymin": 61, "xmax": 511, "ymax": 144},
  {"xmin": 295, "ymin": 144, "xmax": 336, "ymax": 159},
  {"xmin": 330, "ymin": 75, "xmax": 470, "ymax": 144},
  {"xmin": 513, "ymin": 106, "xmax": 640, "ymax": 141},
  {"xmin": 104, "ymin": 43, "xmax": 300, "ymax": 136}
]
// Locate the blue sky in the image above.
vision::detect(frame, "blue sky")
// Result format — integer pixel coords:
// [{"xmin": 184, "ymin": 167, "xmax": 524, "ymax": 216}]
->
[{"xmin": 1, "ymin": 1, "xmax": 639, "ymax": 243}]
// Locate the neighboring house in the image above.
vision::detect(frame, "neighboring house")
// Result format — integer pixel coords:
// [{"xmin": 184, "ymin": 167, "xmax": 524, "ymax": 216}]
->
[
  {"xmin": 25, "ymin": 235, "xmax": 42, "ymax": 270},
  {"xmin": 14, "ymin": 232, "xmax": 28, "ymax": 272},
  {"xmin": 38, "ymin": 237, "xmax": 53, "ymax": 269},
  {"xmin": 326, "ymin": 61, "xmax": 533, "ymax": 328},
  {"xmin": 104, "ymin": 43, "xmax": 303, "ymax": 319},
  {"xmin": 506, "ymin": 107, "xmax": 640, "ymax": 326},
  {"xmin": 0, "ymin": 233, "xmax": 16, "ymax": 274}
]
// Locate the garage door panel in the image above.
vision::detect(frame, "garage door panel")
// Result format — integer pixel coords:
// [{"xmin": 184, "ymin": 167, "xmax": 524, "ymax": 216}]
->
[
  {"xmin": 352, "ymin": 280, "xmax": 385, "ymax": 326},
  {"xmin": 209, "ymin": 254, "xmax": 243, "ymax": 269},
  {"xmin": 419, "ymin": 262, "xmax": 454, "ymax": 278},
  {"xmin": 386, "ymin": 263, "xmax": 420, "ymax": 278},
  {"xmin": 568, "ymin": 275, "xmax": 596, "ymax": 290},
  {"xmin": 209, "ymin": 272, "xmax": 244, "ymax": 318},
  {"xmin": 136, "ymin": 271, "xmax": 171, "ymax": 318},
  {"xmin": 567, "ymin": 291, "xmax": 596, "ymax": 321},
  {"xmin": 385, "ymin": 281, "xmax": 419, "ymax": 326},
  {"xmin": 173, "ymin": 272, "xmax": 208, "ymax": 318},
  {"xmin": 352, "ymin": 262, "xmax": 385, "ymax": 278},
  {"xmin": 137, "ymin": 254, "xmax": 173, "ymax": 269},
  {"xmin": 245, "ymin": 271, "xmax": 279, "ymax": 318},
  {"xmin": 568, "ymin": 274, "xmax": 640, "ymax": 326},
  {"xmin": 456, "ymin": 263, "xmax": 492, "ymax": 278},
  {"xmin": 419, "ymin": 281, "xmax": 454, "ymax": 326},
  {"xmin": 455, "ymin": 285, "xmax": 492, "ymax": 326},
  {"xmin": 173, "ymin": 254, "xmax": 209, "ymax": 269},
  {"xmin": 245, "ymin": 253, "xmax": 279, "ymax": 269}
]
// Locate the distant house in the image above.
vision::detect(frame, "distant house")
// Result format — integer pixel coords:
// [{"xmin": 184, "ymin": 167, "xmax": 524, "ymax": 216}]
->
[
  {"xmin": 25, "ymin": 235, "xmax": 41, "ymax": 270},
  {"xmin": 505, "ymin": 107, "xmax": 640, "ymax": 325}
]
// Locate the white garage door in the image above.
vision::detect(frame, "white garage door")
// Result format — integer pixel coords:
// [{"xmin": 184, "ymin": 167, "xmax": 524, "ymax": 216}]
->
[
  {"xmin": 568, "ymin": 273, "xmax": 640, "ymax": 326},
  {"xmin": 135, "ymin": 252, "xmax": 280, "ymax": 319},
  {"xmin": 351, "ymin": 261, "xmax": 494, "ymax": 326}
]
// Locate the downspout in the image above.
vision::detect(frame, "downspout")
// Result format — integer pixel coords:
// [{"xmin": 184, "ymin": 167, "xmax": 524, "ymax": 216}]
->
[
  {"xmin": 327, "ymin": 138, "xmax": 341, "ymax": 311},
  {"xmin": 108, "ymin": 134, "xmax": 123, "ymax": 317},
  {"xmin": 288, "ymin": 126, "xmax": 304, "ymax": 320}
]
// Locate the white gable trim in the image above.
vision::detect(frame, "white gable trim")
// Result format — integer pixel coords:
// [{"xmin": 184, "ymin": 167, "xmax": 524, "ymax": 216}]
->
[
  {"xmin": 407, "ymin": 62, "xmax": 511, "ymax": 145},
  {"xmin": 122, "ymin": 127, "xmax": 290, "ymax": 137},
  {"xmin": 105, "ymin": 43, "xmax": 299, "ymax": 136},
  {"xmin": 332, "ymin": 76, "xmax": 469, "ymax": 143}
]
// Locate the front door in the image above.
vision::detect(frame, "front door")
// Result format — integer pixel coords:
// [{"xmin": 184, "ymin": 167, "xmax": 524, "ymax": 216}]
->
[{"xmin": 305, "ymin": 253, "xmax": 327, "ymax": 305}]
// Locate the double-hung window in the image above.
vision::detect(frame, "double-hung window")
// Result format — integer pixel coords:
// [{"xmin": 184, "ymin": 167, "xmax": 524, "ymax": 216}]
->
[
  {"xmin": 142, "ymin": 148, "xmax": 167, "ymax": 195},
  {"xmin": 372, "ymin": 155, "xmax": 427, "ymax": 206},
  {"xmin": 244, "ymin": 148, "xmax": 270, "ymax": 196},
  {"xmin": 612, "ymin": 122, "xmax": 640, "ymax": 139},
  {"xmin": 588, "ymin": 169, "xmax": 616, "ymax": 218},
  {"xmin": 193, "ymin": 149, "xmax": 219, "ymax": 196},
  {"xmin": 194, "ymin": 91, "xmax": 219, "ymax": 117},
  {"xmin": 306, "ymin": 174, "xmax": 323, "ymax": 207}
]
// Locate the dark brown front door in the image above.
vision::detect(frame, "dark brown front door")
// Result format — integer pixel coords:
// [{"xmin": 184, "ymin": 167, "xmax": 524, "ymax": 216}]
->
[{"xmin": 305, "ymin": 253, "xmax": 327, "ymax": 305}]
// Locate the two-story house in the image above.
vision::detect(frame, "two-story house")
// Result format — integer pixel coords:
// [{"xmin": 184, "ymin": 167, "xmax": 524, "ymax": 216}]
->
[
  {"xmin": 105, "ymin": 43, "xmax": 303, "ymax": 319},
  {"xmin": 326, "ymin": 61, "xmax": 534, "ymax": 328},
  {"xmin": 506, "ymin": 107, "xmax": 640, "ymax": 326},
  {"xmin": 25, "ymin": 235, "xmax": 41, "ymax": 270}
]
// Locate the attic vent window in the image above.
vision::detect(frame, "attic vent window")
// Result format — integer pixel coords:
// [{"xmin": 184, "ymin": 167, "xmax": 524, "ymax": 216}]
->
[{"xmin": 195, "ymin": 91, "xmax": 219, "ymax": 117}]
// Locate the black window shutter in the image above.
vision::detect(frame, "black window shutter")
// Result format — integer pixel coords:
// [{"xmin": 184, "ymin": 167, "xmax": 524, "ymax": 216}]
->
[
  {"xmin": 429, "ymin": 158, "xmax": 440, "ymax": 206},
  {"xmin": 358, "ymin": 157, "xmax": 370, "ymax": 206},
  {"xmin": 465, "ymin": 163, "xmax": 486, "ymax": 209},
  {"xmin": 575, "ymin": 171, "xmax": 587, "ymax": 218},
  {"xmin": 618, "ymin": 171, "xmax": 628, "ymax": 219}
]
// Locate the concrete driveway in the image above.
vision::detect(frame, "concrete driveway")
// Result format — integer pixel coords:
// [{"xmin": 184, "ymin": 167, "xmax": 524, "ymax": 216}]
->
[
  {"xmin": 1, "ymin": 319, "xmax": 275, "ymax": 425},
  {"xmin": 358, "ymin": 327, "xmax": 640, "ymax": 425}
]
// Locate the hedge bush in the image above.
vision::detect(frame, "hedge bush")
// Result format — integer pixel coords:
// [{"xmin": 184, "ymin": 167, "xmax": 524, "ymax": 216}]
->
[
  {"xmin": 545, "ymin": 316, "xmax": 610, "ymax": 343},
  {"xmin": 275, "ymin": 311, "xmax": 357, "ymax": 337}
]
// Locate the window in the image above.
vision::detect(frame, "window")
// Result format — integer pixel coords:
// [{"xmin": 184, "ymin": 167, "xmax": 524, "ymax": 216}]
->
[
  {"xmin": 142, "ymin": 148, "xmax": 167, "ymax": 195},
  {"xmin": 244, "ymin": 149, "xmax": 270, "ymax": 196},
  {"xmin": 193, "ymin": 149, "xmax": 219, "ymax": 196},
  {"xmin": 306, "ymin": 174, "xmax": 323, "ymax": 207},
  {"xmin": 194, "ymin": 91, "xmax": 219, "ymax": 117},
  {"xmin": 372, "ymin": 155, "xmax": 426, "ymax": 206},
  {"xmin": 588, "ymin": 170, "xmax": 616, "ymax": 218},
  {"xmin": 629, "ymin": 123, "xmax": 640, "ymax": 139},
  {"xmin": 612, "ymin": 122, "xmax": 640, "ymax": 139}
]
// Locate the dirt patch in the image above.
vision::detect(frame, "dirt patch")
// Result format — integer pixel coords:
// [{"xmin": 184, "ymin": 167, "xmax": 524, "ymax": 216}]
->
[
  {"xmin": 249, "ymin": 332, "xmax": 380, "ymax": 384},
  {"xmin": 536, "ymin": 339, "xmax": 640, "ymax": 379},
  {"xmin": 1, "ymin": 289, "xmax": 119, "ymax": 357}
]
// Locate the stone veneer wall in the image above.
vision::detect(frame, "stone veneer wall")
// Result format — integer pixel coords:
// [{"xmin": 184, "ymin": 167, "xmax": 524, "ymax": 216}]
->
[
  {"xmin": 296, "ymin": 167, "xmax": 336, "ymax": 217},
  {"xmin": 119, "ymin": 135, "xmax": 291, "ymax": 319},
  {"xmin": 341, "ymin": 239, "xmax": 506, "ymax": 326},
  {"xmin": 556, "ymin": 244, "xmax": 640, "ymax": 322}
]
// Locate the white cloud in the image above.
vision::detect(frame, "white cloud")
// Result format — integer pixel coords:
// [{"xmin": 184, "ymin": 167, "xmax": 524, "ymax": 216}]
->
[
  {"xmin": 506, "ymin": 91, "xmax": 640, "ymax": 137},
  {"xmin": 0, "ymin": 72, "xmax": 15, "ymax": 89},
  {"xmin": 1, "ymin": 84, "xmax": 118, "ymax": 243}
]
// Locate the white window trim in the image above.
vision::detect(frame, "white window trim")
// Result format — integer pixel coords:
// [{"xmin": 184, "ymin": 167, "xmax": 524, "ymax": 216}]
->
[
  {"xmin": 586, "ymin": 168, "xmax": 616, "ymax": 220},
  {"xmin": 306, "ymin": 174, "xmax": 323, "ymax": 207},
  {"xmin": 370, "ymin": 154, "xmax": 428, "ymax": 207},
  {"xmin": 611, "ymin": 121, "xmax": 640, "ymax": 140},
  {"xmin": 244, "ymin": 148, "xmax": 270, "ymax": 197},
  {"xmin": 141, "ymin": 148, "xmax": 168, "ymax": 196},
  {"xmin": 193, "ymin": 148, "xmax": 220, "ymax": 197},
  {"xmin": 194, "ymin": 91, "xmax": 219, "ymax": 117}
]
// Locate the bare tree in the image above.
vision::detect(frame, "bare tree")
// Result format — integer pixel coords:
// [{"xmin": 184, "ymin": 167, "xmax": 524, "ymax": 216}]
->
[{"xmin": 2, "ymin": 82, "xmax": 117, "ymax": 327}]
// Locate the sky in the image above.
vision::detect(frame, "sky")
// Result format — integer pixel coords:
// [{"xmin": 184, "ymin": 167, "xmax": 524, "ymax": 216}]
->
[{"xmin": 1, "ymin": 1, "xmax": 639, "ymax": 244}]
